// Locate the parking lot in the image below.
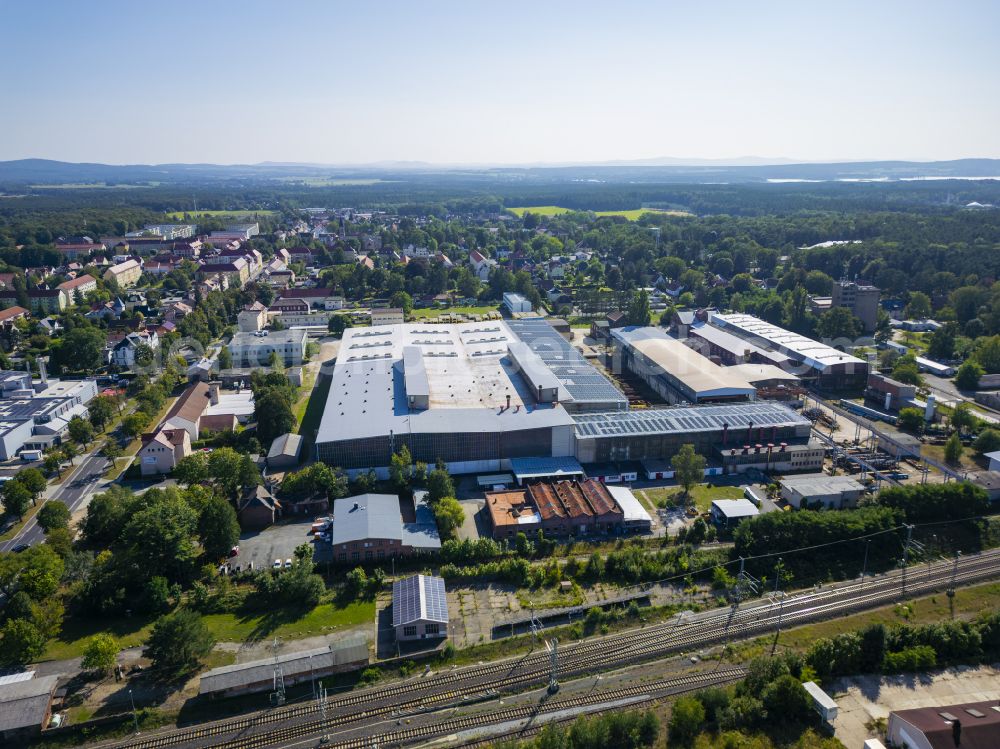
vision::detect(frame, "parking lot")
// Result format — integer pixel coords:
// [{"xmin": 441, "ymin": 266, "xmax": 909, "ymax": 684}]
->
[{"xmin": 233, "ymin": 520, "xmax": 328, "ymax": 572}]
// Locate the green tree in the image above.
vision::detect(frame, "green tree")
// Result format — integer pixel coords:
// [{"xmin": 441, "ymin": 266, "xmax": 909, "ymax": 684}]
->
[
  {"xmin": 927, "ymin": 323, "xmax": 957, "ymax": 361},
  {"xmin": 173, "ymin": 453, "xmax": 209, "ymax": 485},
  {"xmin": 50, "ymin": 327, "xmax": 107, "ymax": 374},
  {"xmin": 892, "ymin": 356, "xmax": 923, "ymax": 386},
  {"xmin": 974, "ymin": 428, "xmax": 1000, "ymax": 454},
  {"xmin": 0, "ymin": 544, "xmax": 64, "ymax": 600},
  {"xmin": 626, "ymin": 289, "xmax": 651, "ymax": 326},
  {"xmin": 102, "ymin": 440, "xmax": 124, "ymax": 467},
  {"xmin": 17, "ymin": 468, "xmax": 47, "ymax": 499},
  {"xmin": 328, "ymin": 315, "xmax": 350, "ymax": 337},
  {"xmin": 2, "ymin": 481, "xmax": 32, "ymax": 520},
  {"xmin": 904, "ymin": 291, "xmax": 932, "ymax": 319},
  {"xmin": 668, "ymin": 696, "xmax": 705, "ymax": 746},
  {"xmin": 254, "ymin": 389, "xmax": 295, "ymax": 446},
  {"xmin": 81, "ymin": 633, "xmax": 120, "ymax": 675},
  {"xmin": 43, "ymin": 453, "xmax": 62, "ymax": 477},
  {"xmin": 389, "ymin": 445, "xmax": 413, "ymax": 491},
  {"xmin": 671, "ymin": 444, "xmax": 706, "ymax": 501},
  {"xmin": 68, "ymin": 415, "xmax": 95, "ymax": 444},
  {"xmin": 0, "ymin": 618, "xmax": 46, "ymax": 666},
  {"xmin": 944, "ymin": 432, "xmax": 964, "ymax": 464},
  {"xmin": 955, "ymin": 360, "xmax": 984, "ymax": 391},
  {"xmin": 121, "ymin": 412, "xmax": 150, "ymax": 441},
  {"xmin": 37, "ymin": 501, "xmax": 70, "ymax": 533},
  {"xmin": 974, "ymin": 336, "xmax": 1000, "ymax": 374},
  {"xmin": 345, "ymin": 566, "xmax": 368, "ymax": 599},
  {"xmin": 426, "ymin": 466, "xmax": 455, "ymax": 503},
  {"xmin": 390, "ymin": 291, "xmax": 414, "ymax": 315},
  {"xmin": 217, "ymin": 345, "xmax": 233, "ymax": 370},
  {"xmin": 761, "ymin": 674, "xmax": 812, "ymax": 722},
  {"xmin": 897, "ymin": 407, "xmax": 925, "ymax": 433},
  {"xmin": 143, "ymin": 609, "xmax": 215, "ymax": 675},
  {"xmin": 950, "ymin": 402, "xmax": 978, "ymax": 432},
  {"xmin": 816, "ymin": 307, "xmax": 862, "ymax": 340},
  {"xmin": 198, "ymin": 495, "xmax": 240, "ymax": 561},
  {"xmin": 88, "ymin": 395, "xmax": 118, "ymax": 431},
  {"xmin": 432, "ymin": 497, "xmax": 465, "ymax": 540}
]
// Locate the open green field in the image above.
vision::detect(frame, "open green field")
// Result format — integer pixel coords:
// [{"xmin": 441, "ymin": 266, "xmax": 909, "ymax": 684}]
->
[
  {"xmin": 507, "ymin": 205, "xmax": 691, "ymax": 220},
  {"xmin": 642, "ymin": 483, "xmax": 745, "ymax": 513},
  {"xmin": 165, "ymin": 210, "xmax": 279, "ymax": 220},
  {"xmin": 31, "ymin": 182, "xmax": 156, "ymax": 189},
  {"xmin": 410, "ymin": 305, "xmax": 499, "ymax": 320},
  {"xmin": 200, "ymin": 600, "xmax": 374, "ymax": 643}
]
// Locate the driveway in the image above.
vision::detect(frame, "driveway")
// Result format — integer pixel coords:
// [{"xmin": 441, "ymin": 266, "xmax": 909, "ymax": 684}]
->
[{"xmin": 234, "ymin": 520, "xmax": 321, "ymax": 572}]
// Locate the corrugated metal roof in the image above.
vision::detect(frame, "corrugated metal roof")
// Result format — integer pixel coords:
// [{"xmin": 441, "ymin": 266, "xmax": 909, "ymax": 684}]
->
[
  {"xmin": 332, "ymin": 494, "xmax": 403, "ymax": 545},
  {"xmin": 573, "ymin": 402, "xmax": 810, "ymax": 439},
  {"xmin": 198, "ymin": 639, "xmax": 368, "ymax": 695},
  {"xmin": 0, "ymin": 674, "xmax": 58, "ymax": 732}
]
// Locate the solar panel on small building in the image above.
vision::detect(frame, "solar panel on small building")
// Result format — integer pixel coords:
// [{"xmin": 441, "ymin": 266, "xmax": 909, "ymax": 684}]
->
[{"xmin": 392, "ymin": 574, "xmax": 449, "ymax": 627}]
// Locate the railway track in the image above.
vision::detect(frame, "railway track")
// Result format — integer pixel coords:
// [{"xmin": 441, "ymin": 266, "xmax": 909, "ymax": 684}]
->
[
  {"xmin": 220, "ymin": 667, "xmax": 748, "ymax": 749},
  {"xmin": 103, "ymin": 548, "xmax": 1000, "ymax": 749}
]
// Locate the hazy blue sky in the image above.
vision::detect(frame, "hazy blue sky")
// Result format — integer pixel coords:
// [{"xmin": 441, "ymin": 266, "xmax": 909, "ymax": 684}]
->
[{"xmin": 1, "ymin": 0, "xmax": 998, "ymax": 164}]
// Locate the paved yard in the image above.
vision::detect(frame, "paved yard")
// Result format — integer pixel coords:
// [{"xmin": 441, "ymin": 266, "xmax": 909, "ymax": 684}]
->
[
  {"xmin": 235, "ymin": 520, "xmax": 322, "ymax": 572},
  {"xmin": 456, "ymin": 499, "xmax": 486, "ymax": 540},
  {"xmin": 829, "ymin": 665, "xmax": 1000, "ymax": 748}
]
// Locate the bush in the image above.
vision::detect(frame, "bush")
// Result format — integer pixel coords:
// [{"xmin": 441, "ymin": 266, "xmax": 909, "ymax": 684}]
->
[
  {"xmin": 668, "ymin": 697, "xmax": 705, "ymax": 746},
  {"xmin": 884, "ymin": 645, "xmax": 936, "ymax": 672}
]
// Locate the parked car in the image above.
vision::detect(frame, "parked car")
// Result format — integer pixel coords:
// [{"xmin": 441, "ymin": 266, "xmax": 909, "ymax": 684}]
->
[
  {"xmin": 229, "ymin": 546, "xmax": 239, "ymax": 557},
  {"xmin": 284, "ymin": 558, "xmax": 293, "ymax": 569},
  {"xmin": 273, "ymin": 558, "xmax": 282, "ymax": 569},
  {"xmin": 12, "ymin": 543, "xmax": 30, "ymax": 553}
]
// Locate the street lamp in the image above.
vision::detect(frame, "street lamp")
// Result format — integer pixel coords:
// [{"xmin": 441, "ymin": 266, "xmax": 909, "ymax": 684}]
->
[{"xmin": 128, "ymin": 688, "xmax": 139, "ymax": 734}]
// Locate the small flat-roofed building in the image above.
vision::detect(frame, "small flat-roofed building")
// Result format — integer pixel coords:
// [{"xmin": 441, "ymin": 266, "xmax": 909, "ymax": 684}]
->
[
  {"xmin": 503, "ymin": 292, "xmax": 532, "ymax": 315},
  {"xmin": 510, "ymin": 456, "xmax": 585, "ymax": 485},
  {"xmin": 888, "ymin": 700, "xmax": 1000, "ymax": 749},
  {"xmin": 392, "ymin": 574, "xmax": 449, "ymax": 642},
  {"xmin": 371, "ymin": 308, "xmax": 404, "ymax": 326},
  {"xmin": 968, "ymin": 470, "xmax": 1000, "ymax": 502},
  {"xmin": 605, "ymin": 484, "xmax": 653, "ymax": 532},
  {"xmin": 710, "ymin": 498, "xmax": 759, "ymax": 529},
  {"xmin": 199, "ymin": 639, "xmax": 368, "ymax": 698},
  {"xmin": 267, "ymin": 432, "xmax": 302, "ymax": 470},
  {"xmin": 0, "ymin": 674, "xmax": 60, "ymax": 742},
  {"xmin": 779, "ymin": 474, "xmax": 865, "ymax": 509},
  {"xmin": 402, "ymin": 346, "xmax": 430, "ymax": 410},
  {"xmin": 612, "ymin": 326, "xmax": 757, "ymax": 404}
]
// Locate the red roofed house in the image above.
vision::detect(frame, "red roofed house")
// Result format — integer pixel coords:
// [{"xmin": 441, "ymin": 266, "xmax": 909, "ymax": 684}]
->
[
  {"xmin": 57, "ymin": 273, "xmax": 98, "ymax": 300},
  {"xmin": 0, "ymin": 306, "xmax": 30, "ymax": 330},
  {"xmin": 138, "ymin": 427, "xmax": 191, "ymax": 476}
]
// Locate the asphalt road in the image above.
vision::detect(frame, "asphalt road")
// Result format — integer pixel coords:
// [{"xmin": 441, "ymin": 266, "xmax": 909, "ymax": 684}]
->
[{"xmin": 0, "ymin": 452, "xmax": 108, "ymax": 553}]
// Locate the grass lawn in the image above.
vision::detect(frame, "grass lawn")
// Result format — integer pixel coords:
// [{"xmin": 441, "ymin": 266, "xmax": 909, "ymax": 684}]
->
[
  {"xmin": 292, "ymin": 368, "xmax": 318, "ymax": 426},
  {"xmin": 643, "ymin": 484, "xmax": 745, "ymax": 513},
  {"xmin": 297, "ymin": 374, "xmax": 331, "ymax": 439},
  {"xmin": 164, "ymin": 209, "xmax": 278, "ymax": 220},
  {"xmin": 43, "ymin": 615, "xmax": 158, "ymax": 661},
  {"xmin": 410, "ymin": 305, "xmax": 499, "ymax": 320},
  {"xmin": 733, "ymin": 581, "xmax": 1000, "ymax": 662},
  {"xmin": 506, "ymin": 206, "xmax": 691, "ymax": 220},
  {"xmin": 201, "ymin": 600, "xmax": 375, "ymax": 643}
]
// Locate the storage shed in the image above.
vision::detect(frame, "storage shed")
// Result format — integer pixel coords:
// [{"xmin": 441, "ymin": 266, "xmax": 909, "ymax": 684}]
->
[{"xmin": 392, "ymin": 574, "xmax": 449, "ymax": 642}]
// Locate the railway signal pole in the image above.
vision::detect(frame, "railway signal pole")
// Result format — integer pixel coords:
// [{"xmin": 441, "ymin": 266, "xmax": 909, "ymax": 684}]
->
[
  {"xmin": 546, "ymin": 638, "xmax": 560, "ymax": 694},
  {"xmin": 318, "ymin": 681, "xmax": 330, "ymax": 744},
  {"xmin": 901, "ymin": 524, "xmax": 915, "ymax": 596},
  {"xmin": 861, "ymin": 539, "xmax": 871, "ymax": 590}
]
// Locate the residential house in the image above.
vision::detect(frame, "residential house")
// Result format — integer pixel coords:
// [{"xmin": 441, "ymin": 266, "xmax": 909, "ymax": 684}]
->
[
  {"xmin": 228, "ymin": 329, "xmax": 308, "ymax": 367},
  {"xmin": 0, "ymin": 306, "xmax": 30, "ymax": 330},
  {"xmin": 164, "ymin": 301, "xmax": 193, "ymax": 322},
  {"xmin": 103, "ymin": 259, "xmax": 143, "ymax": 288},
  {"xmin": 0, "ymin": 288, "xmax": 67, "ymax": 315},
  {"xmin": 57, "ymin": 273, "xmax": 98, "ymax": 301},
  {"xmin": 138, "ymin": 427, "xmax": 191, "ymax": 476},
  {"xmin": 279, "ymin": 288, "xmax": 344, "ymax": 310},
  {"xmin": 162, "ymin": 382, "xmax": 212, "ymax": 441},
  {"xmin": 238, "ymin": 485, "xmax": 281, "ymax": 529},
  {"xmin": 198, "ymin": 258, "xmax": 249, "ymax": 288},
  {"xmin": 111, "ymin": 330, "xmax": 159, "ymax": 368},
  {"xmin": 371, "ymin": 308, "xmax": 404, "ymax": 326},
  {"xmin": 237, "ymin": 302, "xmax": 268, "ymax": 332}
]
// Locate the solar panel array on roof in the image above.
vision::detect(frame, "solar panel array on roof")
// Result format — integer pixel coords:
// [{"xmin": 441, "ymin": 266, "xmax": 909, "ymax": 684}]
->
[
  {"xmin": 573, "ymin": 402, "xmax": 810, "ymax": 438},
  {"xmin": 392, "ymin": 574, "xmax": 449, "ymax": 627},
  {"xmin": 507, "ymin": 318, "xmax": 627, "ymax": 408}
]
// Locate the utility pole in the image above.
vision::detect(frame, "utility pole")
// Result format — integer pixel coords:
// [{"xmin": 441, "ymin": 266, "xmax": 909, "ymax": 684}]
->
[
  {"xmin": 770, "ymin": 557, "xmax": 785, "ymax": 656},
  {"xmin": 861, "ymin": 539, "xmax": 871, "ymax": 590},
  {"xmin": 318, "ymin": 681, "xmax": 330, "ymax": 744},
  {"xmin": 901, "ymin": 524, "xmax": 914, "ymax": 596},
  {"xmin": 129, "ymin": 688, "xmax": 139, "ymax": 734}
]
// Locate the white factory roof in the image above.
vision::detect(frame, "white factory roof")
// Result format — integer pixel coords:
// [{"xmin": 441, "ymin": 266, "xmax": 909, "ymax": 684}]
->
[
  {"xmin": 317, "ymin": 322, "xmax": 579, "ymax": 444},
  {"xmin": 606, "ymin": 485, "xmax": 653, "ymax": 525},
  {"xmin": 689, "ymin": 322, "xmax": 791, "ymax": 366},
  {"xmin": 724, "ymin": 363, "xmax": 801, "ymax": 384},
  {"xmin": 780, "ymin": 474, "xmax": 865, "ymax": 495},
  {"xmin": 711, "ymin": 498, "xmax": 759, "ymax": 519},
  {"xmin": 709, "ymin": 313, "xmax": 866, "ymax": 373},
  {"xmin": 613, "ymin": 327, "xmax": 757, "ymax": 399}
]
